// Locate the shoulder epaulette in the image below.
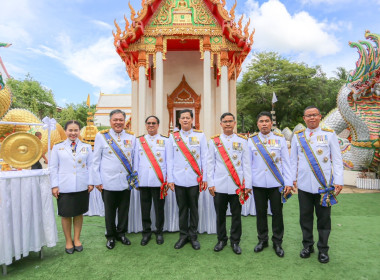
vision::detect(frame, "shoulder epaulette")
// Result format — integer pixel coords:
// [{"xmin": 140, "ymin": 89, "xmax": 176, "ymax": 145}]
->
[
  {"xmin": 137, "ymin": 134, "xmax": 145, "ymax": 138},
  {"xmin": 321, "ymin": 127, "xmax": 334, "ymax": 133},
  {"xmin": 125, "ymin": 130, "xmax": 134, "ymax": 135},
  {"xmin": 210, "ymin": 134, "xmax": 220, "ymax": 139},
  {"xmin": 100, "ymin": 129, "xmax": 110, "ymax": 134},
  {"xmin": 160, "ymin": 134, "xmax": 169, "ymax": 138},
  {"xmin": 54, "ymin": 140, "xmax": 65, "ymax": 145},
  {"xmin": 193, "ymin": 129, "xmax": 203, "ymax": 133},
  {"xmin": 273, "ymin": 131, "xmax": 284, "ymax": 137},
  {"xmin": 250, "ymin": 132, "xmax": 259, "ymax": 137},
  {"xmin": 81, "ymin": 140, "xmax": 92, "ymax": 145},
  {"xmin": 294, "ymin": 128, "xmax": 306, "ymax": 134},
  {"xmin": 237, "ymin": 134, "xmax": 248, "ymax": 140}
]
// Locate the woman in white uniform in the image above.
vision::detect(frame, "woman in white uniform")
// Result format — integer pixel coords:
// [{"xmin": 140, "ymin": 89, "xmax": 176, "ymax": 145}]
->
[{"xmin": 50, "ymin": 120, "xmax": 94, "ymax": 254}]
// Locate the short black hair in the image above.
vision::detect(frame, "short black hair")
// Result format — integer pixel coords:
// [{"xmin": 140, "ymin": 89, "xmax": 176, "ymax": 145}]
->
[
  {"xmin": 220, "ymin": 112, "xmax": 235, "ymax": 122},
  {"xmin": 35, "ymin": 131, "xmax": 42, "ymax": 137},
  {"xmin": 179, "ymin": 109, "xmax": 193, "ymax": 119},
  {"xmin": 64, "ymin": 120, "xmax": 81, "ymax": 130},
  {"xmin": 145, "ymin": 115, "xmax": 160, "ymax": 124},
  {"xmin": 303, "ymin": 106, "xmax": 320, "ymax": 115},
  {"xmin": 109, "ymin": 109, "xmax": 126, "ymax": 119},
  {"xmin": 257, "ymin": 111, "xmax": 272, "ymax": 122}
]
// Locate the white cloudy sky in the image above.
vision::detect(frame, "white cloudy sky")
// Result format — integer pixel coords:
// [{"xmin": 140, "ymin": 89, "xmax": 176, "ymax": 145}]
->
[{"xmin": 1, "ymin": 0, "xmax": 379, "ymax": 106}]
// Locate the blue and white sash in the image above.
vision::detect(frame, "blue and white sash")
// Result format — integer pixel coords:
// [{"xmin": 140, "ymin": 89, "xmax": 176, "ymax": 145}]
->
[
  {"xmin": 297, "ymin": 131, "xmax": 337, "ymax": 206},
  {"xmin": 251, "ymin": 135, "xmax": 291, "ymax": 203},
  {"xmin": 103, "ymin": 132, "xmax": 138, "ymax": 189}
]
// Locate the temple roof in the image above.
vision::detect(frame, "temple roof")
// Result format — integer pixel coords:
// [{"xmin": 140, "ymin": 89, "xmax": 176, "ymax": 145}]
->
[
  {"xmin": 113, "ymin": 0, "xmax": 254, "ymax": 80},
  {"xmin": 95, "ymin": 93, "xmax": 131, "ymax": 109}
]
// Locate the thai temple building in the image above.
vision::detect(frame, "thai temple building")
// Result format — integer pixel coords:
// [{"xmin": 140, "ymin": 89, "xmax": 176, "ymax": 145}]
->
[
  {"xmin": 113, "ymin": 0, "xmax": 254, "ymax": 137},
  {"xmin": 94, "ymin": 92, "xmax": 132, "ymax": 127}
]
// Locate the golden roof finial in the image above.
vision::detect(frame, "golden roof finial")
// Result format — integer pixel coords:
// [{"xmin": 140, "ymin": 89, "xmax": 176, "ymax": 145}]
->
[
  {"xmin": 244, "ymin": 18, "xmax": 251, "ymax": 39},
  {"xmin": 230, "ymin": 0, "xmax": 237, "ymax": 21},
  {"xmin": 249, "ymin": 29, "xmax": 255, "ymax": 45},
  {"xmin": 129, "ymin": 1, "xmax": 136, "ymax": 21}
]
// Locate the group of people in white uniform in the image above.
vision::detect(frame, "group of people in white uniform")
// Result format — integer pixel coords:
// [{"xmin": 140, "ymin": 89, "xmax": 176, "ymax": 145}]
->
[{"xmin": 50, "ymin": 106, "xmax": 343, "ymax": 264}]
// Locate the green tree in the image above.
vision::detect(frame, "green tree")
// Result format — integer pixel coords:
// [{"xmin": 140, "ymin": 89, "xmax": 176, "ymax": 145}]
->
[
  {"xmin": 56, "ymin": 102, "xmax": 96, "ymax": 128},
  {"xmin": 6, "ymin": 74, "xmax": 57, "ymax": 119},
  {"xmin": 333, "ymin": 66, "xmax": 349, "ymax": 81},
  {"xmin": 237, "ymin": 52, "xmax": 343, "ymax": 132}
]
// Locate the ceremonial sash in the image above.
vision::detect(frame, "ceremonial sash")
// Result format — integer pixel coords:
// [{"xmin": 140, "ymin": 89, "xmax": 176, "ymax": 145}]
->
[
  {"xmin": 297, "ymin": 131, "xmax": 337, "ymax": 207},
  {"xmin": 251, "ymin": 135, "xmax": 292, "ymax": 203},
  {"xmin": 213, "ymin": 136, "xmax": 248, "ymax": 205},
  {"xmin": 173, "ymin": 131, "xmax": 204, "ymax": 192},
  {"xmin": 139, "ymin": 137, "xmax": 168, "ymax": 199},
  {"xmin": 103, "ymin": 132, "xmax": 139, "ymax": 190}
]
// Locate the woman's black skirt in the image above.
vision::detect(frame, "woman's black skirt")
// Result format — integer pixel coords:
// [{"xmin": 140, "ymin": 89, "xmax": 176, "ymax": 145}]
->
[{"xmin": 57, "ymin": 190, "xmax": 89, "ymax": 217}]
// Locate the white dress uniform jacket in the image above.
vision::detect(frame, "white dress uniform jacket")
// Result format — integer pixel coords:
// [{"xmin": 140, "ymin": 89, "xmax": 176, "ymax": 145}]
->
[
  {"xmin": 290, "ymin": 126, "xmax": 344, "ymax": 194},
  {"xmin": 50, "ymin": 139, "xmax": 93, "ymax": 193},
  {"xmin": 248, "ymin": 132, "xmax": 293, "ymax": 188},
  {"xmin": 92, "ymin": 129, "xmax": 136, "ymax": 191},
  {"xmin": 134, "ymin": 134, "xmax": 171, "ymax": 187},
  {"xmin": 167, "ymin": 129, "xmax": 208, "ymax": 187},
  {"xmin": 207, "ymin": 133, "xmax": 252, "ymax": 194}
]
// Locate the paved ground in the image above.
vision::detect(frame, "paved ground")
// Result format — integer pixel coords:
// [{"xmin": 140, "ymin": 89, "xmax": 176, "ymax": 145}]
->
[{"xmin": 341, "ymin": 185, "xmax": 380, "ymax": 193}]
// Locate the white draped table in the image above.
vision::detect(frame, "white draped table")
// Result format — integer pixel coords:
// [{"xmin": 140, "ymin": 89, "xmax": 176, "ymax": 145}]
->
[{"xmin": 0, "ymin": 169, "xmax": 58, "ymax": 274}]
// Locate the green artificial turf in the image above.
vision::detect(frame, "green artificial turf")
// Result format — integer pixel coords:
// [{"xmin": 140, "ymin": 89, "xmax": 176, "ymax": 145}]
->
[{"xmin": 4, "ymin": 193, "xmax": 380, "ymax": 280}]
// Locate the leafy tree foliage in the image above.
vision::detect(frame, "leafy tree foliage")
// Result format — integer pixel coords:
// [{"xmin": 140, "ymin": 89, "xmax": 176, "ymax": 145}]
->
[
  {"xmin": 56, "ymin": 102, "xmax": 96, "ymax": 129},
  {"xmin": 6, "ymin": 74, "xmax": 57, "ymax": 119},
  {"xmin": 237, "ymin": 52, "xmax": 343, "ymax": 132}
]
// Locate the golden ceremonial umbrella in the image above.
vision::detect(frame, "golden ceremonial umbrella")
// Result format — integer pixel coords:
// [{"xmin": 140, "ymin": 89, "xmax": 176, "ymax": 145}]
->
[{"xmin": 0, "ymin": 132, "xmax": 43, "ymax": 168}]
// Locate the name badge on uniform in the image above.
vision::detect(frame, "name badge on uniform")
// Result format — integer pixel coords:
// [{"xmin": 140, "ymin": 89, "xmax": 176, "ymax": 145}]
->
[
  {"xmin": 124, "ymin": 140, "xmax": 132, "ymax": 148},
  {"xmin": 189, "ymin": 137, "xmax": 199, "ymax": 145},
  {"xmin": 232, "ymin": 142, "xmax": 242, "ymax": 151},
  {"xmin": 157, "ymin": 139, "xmax": 165, "ymax": 147},
  {"xmin": 317, "ymin": 135, "xmax": 327, "ymax": 144},
  {"xmin": 81, "ymin": 147, "xmax": 88, "ymax": 154}
]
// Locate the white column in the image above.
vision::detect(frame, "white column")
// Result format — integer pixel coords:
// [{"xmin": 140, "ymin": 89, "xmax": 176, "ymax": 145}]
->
[
  {"xmin": 138, "ymin": 66, "xmax": 146, "ymax": 136},
  {"xmin": 156, "ymin": 51, "xmax": 164, "ymax": 134},
  {"xmin": 220, "ymin": 65, "xmax": 229, "ymax": 114},
  {"xmin": 131, "ymin": 80, "xmax": 138, "ymax": 133},
  {"xmin": 203, "ymin": 51, "xmax": 212, "ymax": 137}
]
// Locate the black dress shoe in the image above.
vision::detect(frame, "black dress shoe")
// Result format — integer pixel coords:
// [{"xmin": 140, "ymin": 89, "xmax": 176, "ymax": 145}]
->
[
  {"xmin": 300, "ymin": 246, "xmax": 314, "ymax": 258},
  {"xmin": 254, "ymin": 241, "xmax": 268, "ymax": 253},
  {"xmin": 117, "ymin": 235, "xmax": 131, "ymax": 245},
  {"xmin": 318, "ymin": 252, "xmax": 329, "ymax": 263},
  {"xmin": 214, "ymin": 241, "xmax": 227, "ymax": 252},
  {"xmin": 231, "ymin": 243, "xmax": 242, "ymax": 255},
  {"xmin": 190, "ymin": 240, "xmax": 200, "ymax": 250},
  {"xmin": 273, "ymin": 244, "xmax": 284, "ymax": 257},
  {"xmin": 174, "ymin": 238, "xmax": 188, "ymax": 249},
  {"xmin": 141, "ymin": 235, "xmax": 151, "ymax": 246},
  {"xmin": 74, "ymin": 245, "xmax": 83, "ymax": 252},
  {"xmin": 156, "ymin": 234, "xmax": 164, "ymax": 245},
  {"xmin": 106, "ymin": 239, "xmax": 116, "ymax": 250},
  {"xmin": 65, "ymin": 246, "xmax": 75, "ymax": 254}
]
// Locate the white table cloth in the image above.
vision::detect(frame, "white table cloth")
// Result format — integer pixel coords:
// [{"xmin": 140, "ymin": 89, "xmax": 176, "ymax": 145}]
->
[{"xmin": 0, "ymin": 170, "xmax": 58, "ymax": 266}]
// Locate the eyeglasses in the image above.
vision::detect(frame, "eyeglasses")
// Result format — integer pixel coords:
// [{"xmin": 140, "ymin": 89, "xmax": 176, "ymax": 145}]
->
[
  {"xmin": 146, "ymin": 122, "xmax": 157, "ymax": 125},
  {"xmin": 304, "ymin": 114, "xmax": 320, "ymax": 118},
  {"xmin": 221, "ymin": 120, "xmax": 235, "ymax": 123}
]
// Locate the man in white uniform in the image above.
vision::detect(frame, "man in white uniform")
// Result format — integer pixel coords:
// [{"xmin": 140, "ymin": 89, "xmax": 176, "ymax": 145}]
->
[
  {"xmin": 208, "ymin": 113, "xmax": 252, "ymax": 254},
  {"xmin": 167, "ymin": 109, "xmax": 208, "ymax": 250},
  {"xmin": 290, "ymin": 106, "xmax": 343, "ymax": 263},
  {"xmin": 134, "ymin": 116, "xmax": 170, "ymax": 246},
  {"xmin": 92, "ymin": 109, "xmax": 136, "ymax": 249}
]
